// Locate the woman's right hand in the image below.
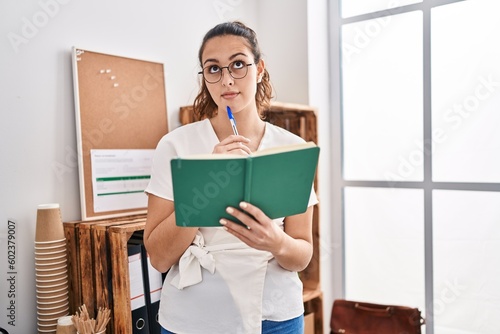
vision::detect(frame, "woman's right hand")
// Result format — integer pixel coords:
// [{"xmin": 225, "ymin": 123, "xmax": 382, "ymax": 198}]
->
[{"xmin": 212, "ymin": 135, "xmax": 251, "ymax": 155}]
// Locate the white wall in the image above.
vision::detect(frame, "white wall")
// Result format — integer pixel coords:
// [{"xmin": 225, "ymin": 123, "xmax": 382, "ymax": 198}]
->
[
  {"xmin": 257, "ymin": 0, "xmax": 309, "ymax": 103},
  {"xmin": 306, "ymin": 1, "xmax": 335, "ymax": 331},
  {"xmin": 0, "ymin": 0, "xmax": 332, "ymax": 332}
]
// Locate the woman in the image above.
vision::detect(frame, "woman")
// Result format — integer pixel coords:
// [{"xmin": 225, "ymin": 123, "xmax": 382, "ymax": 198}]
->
[{"xmin": 144, "ymin": 21, "xmax": 318, "ymax": 334}]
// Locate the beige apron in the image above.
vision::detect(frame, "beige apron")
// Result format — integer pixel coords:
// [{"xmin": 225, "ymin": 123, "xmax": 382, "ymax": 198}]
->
[{"xmin": 170, "ymin": 230, "xmax": 273, "ymax": 334}]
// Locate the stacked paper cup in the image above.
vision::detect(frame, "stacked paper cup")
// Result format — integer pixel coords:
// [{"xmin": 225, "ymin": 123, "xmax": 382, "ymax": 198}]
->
[{"xmin": 35, "ymin": 203, "xmax": 70, "ymax": 334}]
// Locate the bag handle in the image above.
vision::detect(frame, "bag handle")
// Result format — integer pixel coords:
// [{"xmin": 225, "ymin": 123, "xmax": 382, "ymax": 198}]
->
[
  {"xmin": 353, "ymin": 302, "xmax": 426, "ymax": 325},
  {"xmin": 354, "ymin": 302, "xmax": 394, "ymax": 317}
]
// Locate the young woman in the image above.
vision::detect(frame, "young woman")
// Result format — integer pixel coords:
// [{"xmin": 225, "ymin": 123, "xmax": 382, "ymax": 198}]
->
[{"xmin": 144, "ymin": 21, "xmax": 318, "ymax": 334}]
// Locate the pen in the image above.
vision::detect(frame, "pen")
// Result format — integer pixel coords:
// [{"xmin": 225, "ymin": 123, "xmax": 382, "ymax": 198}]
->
[{"xmin": 226, "ymin": 106, "xmax": 239, "ymax": 135}]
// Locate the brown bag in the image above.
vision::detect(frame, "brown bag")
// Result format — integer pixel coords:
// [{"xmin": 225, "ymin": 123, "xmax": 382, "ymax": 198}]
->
[{"xmin": 330, "ymin": 299, "xmax": 425, "ymax": 334}]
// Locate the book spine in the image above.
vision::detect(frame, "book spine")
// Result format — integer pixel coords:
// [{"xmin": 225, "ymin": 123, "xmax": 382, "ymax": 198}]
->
[{"xmin": 244, "ymin": 159, "xmax": 253, "ymax": 203}]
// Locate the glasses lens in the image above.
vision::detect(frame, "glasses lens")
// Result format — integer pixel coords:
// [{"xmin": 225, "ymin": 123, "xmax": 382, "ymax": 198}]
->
[
  {"xmin": 229, "ymin": 61, "xmax": 249, "ymax": 79},
  {"xmin": 203, "ymin": 65, "xmax": 221, "ymax": 83}
]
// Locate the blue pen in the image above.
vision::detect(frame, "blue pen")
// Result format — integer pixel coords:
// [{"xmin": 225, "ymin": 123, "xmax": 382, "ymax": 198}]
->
[{"xmin": 226, "ymin": 106, "xmax": 239, "ymax": 135}]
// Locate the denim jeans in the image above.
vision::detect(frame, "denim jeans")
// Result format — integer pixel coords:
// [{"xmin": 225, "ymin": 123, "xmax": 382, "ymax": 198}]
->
[{"xmin": 161, "ymin": 314, "xmax": 304, "ymax": 334}]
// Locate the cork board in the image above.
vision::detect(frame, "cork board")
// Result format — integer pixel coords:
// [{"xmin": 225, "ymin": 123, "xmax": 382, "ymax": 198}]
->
[{"xmin": 72, "ymin": 47, "xmax": 168, "ymax": 220}]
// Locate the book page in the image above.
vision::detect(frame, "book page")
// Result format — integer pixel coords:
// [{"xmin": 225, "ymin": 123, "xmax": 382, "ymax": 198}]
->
[
  {"xmin": 251, "ymin": 141, "xmax": 317, "ymax": 157},
  {"xmin": 173, "ymin": 142, "xmax": 317, "ymax": 160}
]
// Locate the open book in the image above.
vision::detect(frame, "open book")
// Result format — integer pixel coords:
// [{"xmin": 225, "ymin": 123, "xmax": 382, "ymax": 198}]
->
[{"xmin": 170, "ymin": 142, "xmax": 320, "ymax": 227}]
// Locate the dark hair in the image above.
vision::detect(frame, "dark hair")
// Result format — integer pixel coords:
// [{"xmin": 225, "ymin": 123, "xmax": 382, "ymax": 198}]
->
[{"xmin": 193, "ymin": 21, "xmax": 273, "ymax": 119}]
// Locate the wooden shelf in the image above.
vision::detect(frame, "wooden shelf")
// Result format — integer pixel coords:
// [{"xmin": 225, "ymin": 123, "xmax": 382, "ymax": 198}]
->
[{"xmin": 303, "ymin": 287, "xmax": 323, "ymax": 303}]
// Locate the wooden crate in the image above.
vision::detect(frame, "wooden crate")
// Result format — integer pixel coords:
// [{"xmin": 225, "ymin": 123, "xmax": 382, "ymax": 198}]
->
[
  {"xmin": 108, "ymin": 221, "xmax": 148, "ymax": 333},
  {"xmin": 64, "ymin": 214, "xmax": 147, "ymax": 333},
  {"xmin": 92, "ymin": 215, "xmax": 147, "ymax": 333}
]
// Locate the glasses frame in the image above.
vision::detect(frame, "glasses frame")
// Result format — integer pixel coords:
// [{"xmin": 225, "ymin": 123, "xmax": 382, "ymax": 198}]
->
[{"xmin": 198, "ymin": 61, "xmax": 254, "ymax": 84}]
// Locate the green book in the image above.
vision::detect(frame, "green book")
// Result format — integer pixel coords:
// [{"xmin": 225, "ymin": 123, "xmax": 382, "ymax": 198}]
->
[{"xmin": 171, "ymin": 142, "xmax": 320, "ymax": 227}]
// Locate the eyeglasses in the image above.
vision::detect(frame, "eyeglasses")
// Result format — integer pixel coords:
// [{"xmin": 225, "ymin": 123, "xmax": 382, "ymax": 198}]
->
[{"xmin": 198, "ymin": 61, "xmax": 254, "ymax": 84}]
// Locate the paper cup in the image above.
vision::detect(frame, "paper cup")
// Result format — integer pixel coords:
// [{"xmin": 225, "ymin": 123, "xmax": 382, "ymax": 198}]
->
[
  {"xmin": 35, "ymin": 269, "xmax": 68, "ymax": 282},
  {"xmin": 36, "ymin": 281, "xmax": 68, "ymax": 290},
  {"xmin": 37, "ymin": 311, "xmax": 70, "ymax": 325},
  {"xmin": 36, "ymin": 293, "xmax": 69, "ymax": 310},
  {"xmin": 38, "ymin": 304, "xmax": 69, "ymax": 315},
  {"xmin": 37, "ymin": 306, "xmax": 69, "ymax": 317},
  {"xmin": 38, "ymin": 322, "xmax": 59, "ymax": 331},
  {"xmin": 36, "ymin": 282, "xmax": 69, "ymax": 294},
  {"xmin": 36, "ymin": 291, "xmax": 68, "ymax": 302},
  {"xmin": 35, "ymin": 252, "xmax": 67, "ymax": 262},
  {"xmin": 36, "ymin": 290, "xmax": 68, "ymax": 304},
  {"xmin": 37, "ymin": 301, "xmax": 69, "ymax": 310},
  {"xmin": 36, "ymin": 285, "xmax": 68, "ymax": 295},
  {"xmin": 35, "ymin": 258, "xmax": 67, "ymax": 267},
  {"xmin": 56, "ymin": 315, "xmax": 77, "ymax": 334},
  {"xmin": 35, "ymin": 242, "xmax": 67, "ymax": 251},
  {"xmin": 35, "ymin": 280, "xmax": 69, "ymax": 293},
  {"xmin": 37, "ymin": 300, "xmax": 69, "ymax": 310},
  {"xmin": 35, "ymin": 252, "xmax": 68, "ymax": 264},
  {"xmin": 35, "ymin": 204, "xmax": 64, "ymax": 242},
  {"xmin": 38, "ymin": 324, "xmax": 58, "ymax": 332},
  {"xmin": 36, "ymin": 274, "xmax": 68, "ymax": 284},
  {"xmin": 35, "ymin": 248, "xmax": 67, "ymax": 256},
  {"xmin": 38, "ymin": 314, "xmax": 66, "ymax": 322},
  {"xmin": 38, "ymin": 321, "xmax": 58, "ymax": 328},
  {"xmin": 35, "ymin": 238, "xmax": 66, "ymax": 245},
  {"xmin": 36, "ymin": 264, "xmax": 67, "ymax": 272}
]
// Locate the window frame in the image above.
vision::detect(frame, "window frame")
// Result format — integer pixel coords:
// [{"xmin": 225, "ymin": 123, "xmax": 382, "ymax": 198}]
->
[{"xmin": 328, "ymin": 1, "xmax": 500, "ymax": 333}]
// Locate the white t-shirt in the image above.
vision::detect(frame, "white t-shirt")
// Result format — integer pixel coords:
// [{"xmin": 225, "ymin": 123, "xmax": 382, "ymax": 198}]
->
[{"xmin": 145, "ymin": 119, "xmax": 318, "ymax": 334}]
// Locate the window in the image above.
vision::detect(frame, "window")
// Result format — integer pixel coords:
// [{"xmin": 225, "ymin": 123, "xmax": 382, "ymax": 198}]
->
[{"xmin": 330, "ymin": 1, "xmax": 500, "ymax": 333}]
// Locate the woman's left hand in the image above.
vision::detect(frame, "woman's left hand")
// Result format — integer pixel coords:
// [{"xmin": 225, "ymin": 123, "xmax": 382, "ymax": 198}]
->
[{"xmin": 220, "ymin": 201, "xmax": 285, "ymax": 254}]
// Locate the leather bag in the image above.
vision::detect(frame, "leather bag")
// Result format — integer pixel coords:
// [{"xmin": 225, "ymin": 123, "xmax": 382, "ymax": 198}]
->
[{"xmin": 330, "ymin": 299, "xmax": 425, "ymax": 334}]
